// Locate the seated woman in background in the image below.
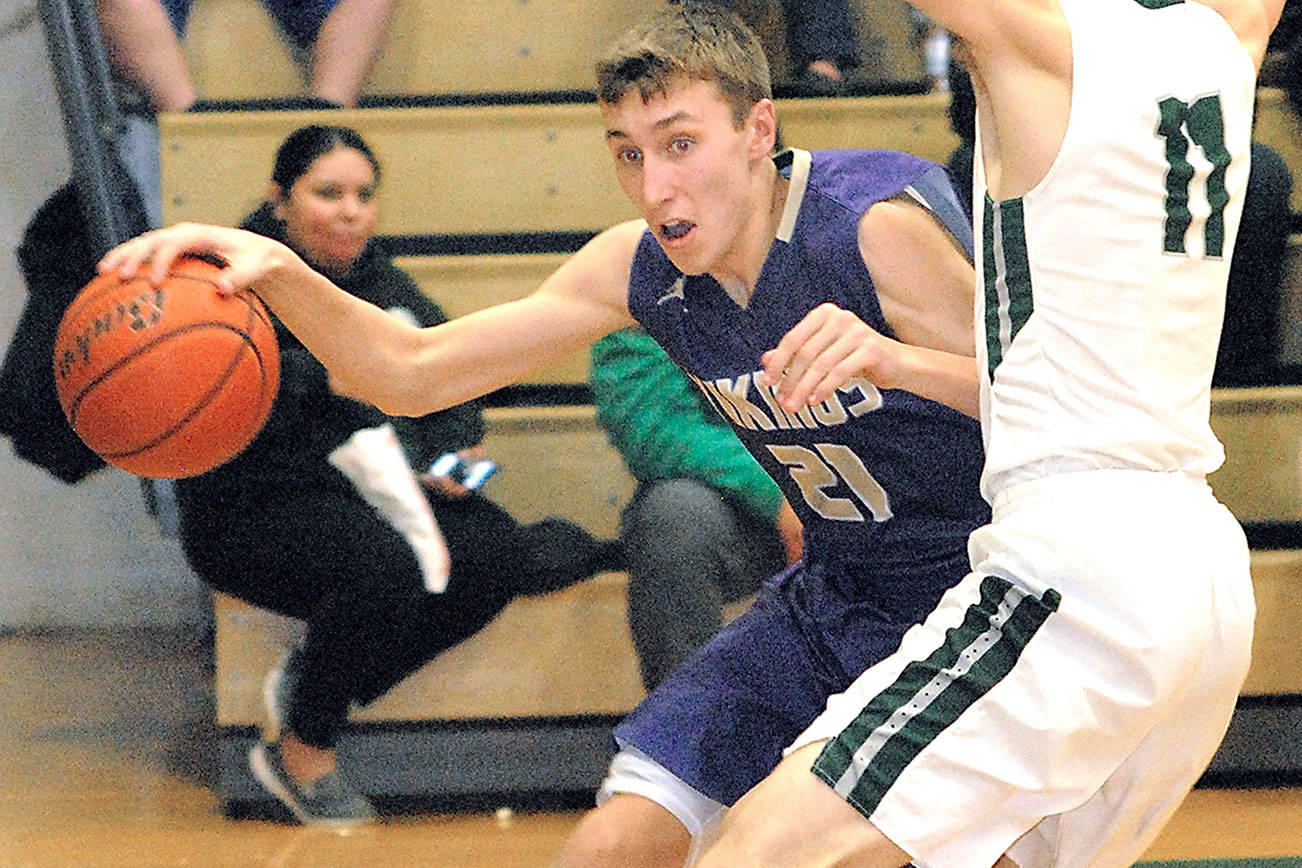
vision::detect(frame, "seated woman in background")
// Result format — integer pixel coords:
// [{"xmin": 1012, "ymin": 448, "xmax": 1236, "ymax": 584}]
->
[{"xmin": 174, "ymin": 124, "xmax": 622, "ymax": 827}]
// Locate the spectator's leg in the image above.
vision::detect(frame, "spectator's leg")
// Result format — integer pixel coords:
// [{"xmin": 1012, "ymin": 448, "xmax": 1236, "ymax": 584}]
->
[
  {"xmin": 511, "ymin": 516, "xmax": 624, "ymax": 595},
  {"xmin": 94, "ymin": 0, "xmax": 196, "ymax": 111},
  {"xmin": 179, "ymin": 489, "xmax": 424, "ymax": 757},
  {"xmin": 344, "ymin": 493, "xmax": 546, "ymax": 706},
  {"xmin": 622, "ymin": 479, "xmax": 785, "ymax": 690},
  {"xmin": 307, "ymin": 0, "xmax": 397, "ymax": 106}
]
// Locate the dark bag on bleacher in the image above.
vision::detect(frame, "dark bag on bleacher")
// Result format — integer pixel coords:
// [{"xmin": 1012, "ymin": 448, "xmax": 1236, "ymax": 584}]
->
[{"xmin": 0, "ymin": 182, "xmax": 109, "ymax": 483}]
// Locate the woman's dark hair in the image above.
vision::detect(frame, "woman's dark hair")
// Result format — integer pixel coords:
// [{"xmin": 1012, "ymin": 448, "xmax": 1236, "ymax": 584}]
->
[{"xmin": 270, "ymin": 125, "xmax": 381, "ymax": 191}]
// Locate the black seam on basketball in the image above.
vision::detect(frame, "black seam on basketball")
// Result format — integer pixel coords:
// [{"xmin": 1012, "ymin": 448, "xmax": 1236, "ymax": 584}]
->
[
  {"xmin": 241, "ymin": 291, "xmax": 275, "ymax": 332},
  {"xmin": 237, "ymin": 297, "xmax": 276, "ymax": 442},
  {"xmin": 237, "ymin": 295, "xmax": 276, "ymax": 410},
  {"xmin": 69, "ymin": 322, "xmax": 262, "ymax": 459},
  {"xmin": 96, "ymin": 327, "xmax": 258, "ymax": 461},
  {"xmin": 66, "ymin": 319, "xmax": 260, "ymax": 423}
]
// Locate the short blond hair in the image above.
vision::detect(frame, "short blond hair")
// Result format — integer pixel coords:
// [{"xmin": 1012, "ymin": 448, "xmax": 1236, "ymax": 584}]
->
[{"xmin": 595, "ymin": 2, "xmax": 772, "ymax": 126}]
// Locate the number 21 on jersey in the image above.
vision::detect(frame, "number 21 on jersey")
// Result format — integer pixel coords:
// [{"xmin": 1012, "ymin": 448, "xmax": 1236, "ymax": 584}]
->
[{"xmin": 767, "ymin": 442, "xmax": 894, "ymax": 523}]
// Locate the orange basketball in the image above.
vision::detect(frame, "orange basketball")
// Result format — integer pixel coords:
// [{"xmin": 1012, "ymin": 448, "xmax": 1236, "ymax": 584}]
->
[{"xmin": 52, "ymin": 256, "xmax": 280, "ymax": 479}]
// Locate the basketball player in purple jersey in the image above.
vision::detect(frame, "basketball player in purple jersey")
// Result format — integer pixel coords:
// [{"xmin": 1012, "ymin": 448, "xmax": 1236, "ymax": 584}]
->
[{"xmin": 101, "ymin": 5, "xmax": 988, "ymax": 863}]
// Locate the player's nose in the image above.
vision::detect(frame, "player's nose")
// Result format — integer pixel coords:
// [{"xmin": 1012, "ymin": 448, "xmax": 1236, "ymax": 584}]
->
[{"xmin": 640, "ymin": 155, "xmax": 676, "ymax": 206}]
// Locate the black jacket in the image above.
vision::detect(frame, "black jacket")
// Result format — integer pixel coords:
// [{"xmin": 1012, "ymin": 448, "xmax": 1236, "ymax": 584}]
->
[{"xmin": 175, "ymin": 206, "xmax": 483, "ymax": 507}]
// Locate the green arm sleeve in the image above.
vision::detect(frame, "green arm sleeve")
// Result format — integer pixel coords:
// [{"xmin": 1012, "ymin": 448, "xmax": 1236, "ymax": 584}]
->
[{"xmin": 590, "ymin": 327, "xmax": 783, "ymax": 523}]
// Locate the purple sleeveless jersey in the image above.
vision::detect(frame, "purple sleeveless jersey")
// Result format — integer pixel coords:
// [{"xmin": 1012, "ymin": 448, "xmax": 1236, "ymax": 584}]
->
[{"xmin": 614, "ymin": 149, "xmax": 989, "ymax": 807}]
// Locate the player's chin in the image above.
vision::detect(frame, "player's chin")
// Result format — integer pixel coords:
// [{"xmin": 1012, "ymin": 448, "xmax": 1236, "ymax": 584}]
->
[{"xmin": 657, "ymin": 233, "xmax": 712, "ymax": 274}]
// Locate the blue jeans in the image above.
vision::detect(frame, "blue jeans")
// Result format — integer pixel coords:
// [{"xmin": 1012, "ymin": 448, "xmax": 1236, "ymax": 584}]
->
[{"xmin": 159, "ymin": 0, "xmax": 340, "ymax": 48}]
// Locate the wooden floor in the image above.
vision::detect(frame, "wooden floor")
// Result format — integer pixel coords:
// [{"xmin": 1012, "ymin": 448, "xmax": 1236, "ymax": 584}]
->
[{"xmin": 2, "ymin": 629, "xmax": 1301, "ymax": 867}]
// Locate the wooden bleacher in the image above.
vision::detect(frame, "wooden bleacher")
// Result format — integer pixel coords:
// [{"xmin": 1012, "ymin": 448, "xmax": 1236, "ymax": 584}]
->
[
  {"xmin": 163, "ymin": 0, "xmax": 1302, "ymax": 813},
  {"xmin": 178, "ymin": 0, "xmax": 929, "ymax": 101},
  {"xmin": 156, "ymin": 93, "xmax": 958, "ymax": 236},
  {"xmin": 1207, "ymin": 387, "xmax": 1302, "ymax": 783}
]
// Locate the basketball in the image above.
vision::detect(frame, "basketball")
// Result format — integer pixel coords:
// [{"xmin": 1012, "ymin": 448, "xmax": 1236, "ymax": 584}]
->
[{"xmin": 52, "ymin": 256, "xmax": 280, "ymax": 479}]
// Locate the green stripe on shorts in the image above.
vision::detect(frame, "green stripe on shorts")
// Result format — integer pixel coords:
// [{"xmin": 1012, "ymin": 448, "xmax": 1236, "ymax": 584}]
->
[{"xmin": 811, "ymin": 575, "xmax": 1061, "ymax": 818}]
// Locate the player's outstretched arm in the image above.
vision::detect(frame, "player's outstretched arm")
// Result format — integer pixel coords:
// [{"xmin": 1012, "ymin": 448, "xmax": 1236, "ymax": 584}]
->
[{"xmin": 100, "ymin": 220, "xmax": 642, "ymax": 417}]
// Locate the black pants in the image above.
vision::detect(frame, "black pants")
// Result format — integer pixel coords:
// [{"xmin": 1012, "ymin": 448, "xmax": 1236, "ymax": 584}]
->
[{"xmin": 178, "ymin": 482, "xmax": 615, "ymax": 748}]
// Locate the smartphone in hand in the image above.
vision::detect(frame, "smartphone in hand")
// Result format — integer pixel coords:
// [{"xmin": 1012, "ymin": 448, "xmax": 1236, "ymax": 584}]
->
[{"xmin": 428, "ymin": 452, "xmax": 498, "ymax": 489}]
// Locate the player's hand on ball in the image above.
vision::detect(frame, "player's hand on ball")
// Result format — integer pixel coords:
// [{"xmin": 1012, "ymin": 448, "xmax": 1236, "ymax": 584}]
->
[
  {"xmin": 55, "ymin": 256, "xmax": 279, "ymax": 478},
  {"xmin": 762, "ymin": 303, "xmax": 898, "ymax": 412},
  {"xmin": 99, "ymin": 223, "xmax": 296, "ymax": 295}
]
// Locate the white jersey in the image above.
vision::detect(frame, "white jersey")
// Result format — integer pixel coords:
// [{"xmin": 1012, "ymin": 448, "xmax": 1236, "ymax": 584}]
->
[{"xmin": 974, "ymin": 0, "xmax": 1258, "ymax": 499}]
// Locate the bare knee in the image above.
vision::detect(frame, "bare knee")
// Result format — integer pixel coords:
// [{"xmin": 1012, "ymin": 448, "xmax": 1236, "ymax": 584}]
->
[
  {"xmin": 553, "ymin": 794, "xmax": 691, "ymax": 868},
  {"xmin": 698, "ymin": 743, "xmax": 912, "ymax": 868}
]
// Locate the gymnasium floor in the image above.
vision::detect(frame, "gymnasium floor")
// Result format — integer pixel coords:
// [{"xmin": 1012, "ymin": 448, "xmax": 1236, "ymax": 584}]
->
[{"xmin": 2, "ymin": 628, "xmax": 1300, "ymax": 867}]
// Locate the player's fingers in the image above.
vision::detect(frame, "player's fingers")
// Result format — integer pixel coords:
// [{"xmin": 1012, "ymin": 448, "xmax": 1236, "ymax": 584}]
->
[
  {"xmin": 213, "ymin": 262, "xmax": 258, "ymax": 296},
  {"xmin": 761, "ymin": 305, "xmax": 834, "ymax": 386},
  {"xmin": 761, "ymin": 335, "xmax": 801, "ymax": 388},
  {"xmin": 778, "ymin": 344, "xmax": 843, "ymax": 410},
  {"xmin": 145, "ymin": 235, "xmax": 192, "ymax": 286},
  {"xmin": 782, "ymin": 326, "xmax": 876, "ymax": 410},
  {"xmin": 804, "ymin": 337, "xmax": 891, "ymax": 407},
  {"xmin": 773, "ymin": 319, "xmax": 849, "ymax": 409},
  {"xmin": 805, "ymin": 359, "xmax": 860, "ymax": 408},
  {"xmin": 99, "ymin": 233, "xmax": 157, "ymax": 280}
]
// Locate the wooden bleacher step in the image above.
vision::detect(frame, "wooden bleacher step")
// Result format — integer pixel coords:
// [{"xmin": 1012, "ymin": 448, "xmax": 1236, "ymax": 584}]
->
[
  {"xmin": 394, "ymin": 252, "xmax": 582, "ymax": 385},
  {"xmin": 158, "ymin": 94, "xmax": 961, "ymax": 233},
  {"xmin": 159, "ymin": 89, "xmax": 1299, "ymax": 236},
  {"xmin": 1275, "ymin": 235, "xmax": 1302, "ymax": 368},
  {"xmin": 1210, "ymin": 386, "xmax": 1302, "ymax": 524}
]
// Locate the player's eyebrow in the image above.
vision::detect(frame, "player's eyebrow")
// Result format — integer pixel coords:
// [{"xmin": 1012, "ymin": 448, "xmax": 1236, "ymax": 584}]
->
[{"xmin": 605, "ymin": 110, "xmax": 698, "ymax": 141}]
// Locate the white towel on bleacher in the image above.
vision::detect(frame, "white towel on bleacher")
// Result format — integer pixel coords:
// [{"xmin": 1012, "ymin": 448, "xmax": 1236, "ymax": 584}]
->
[{"xmin": 327, "ymin": 423, "xmax": 450, "ymax": 593}]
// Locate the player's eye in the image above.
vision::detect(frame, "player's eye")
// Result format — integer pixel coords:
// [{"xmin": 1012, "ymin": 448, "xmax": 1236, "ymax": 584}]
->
[
  {"xmin": 618, "ymin": 146, "xmax": 643, "ymax": 165},
  {"xmin": 669, "ymin": 136, "xmax": 694, "ymax": 155}
]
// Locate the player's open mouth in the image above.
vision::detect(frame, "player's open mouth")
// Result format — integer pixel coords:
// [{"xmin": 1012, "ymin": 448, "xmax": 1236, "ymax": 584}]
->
[{"xmin": 661, "ymin": 220, "xmax": 695, "ymax": 242}]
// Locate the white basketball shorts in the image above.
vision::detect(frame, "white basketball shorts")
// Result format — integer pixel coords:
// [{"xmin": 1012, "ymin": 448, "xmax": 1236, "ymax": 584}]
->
[{"xmin": 789, "ymin": 469, "xmax": 1254, "ymax": 868}]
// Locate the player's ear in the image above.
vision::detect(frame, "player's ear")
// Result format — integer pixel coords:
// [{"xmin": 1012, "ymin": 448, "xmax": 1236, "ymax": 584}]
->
[
  {"xmin": 267, "ymin": 182, "xmax": 287, "ymax": 221},
  {"xmin": 748, "ymin": 98, "xmax": 778, "ymax": 160}
]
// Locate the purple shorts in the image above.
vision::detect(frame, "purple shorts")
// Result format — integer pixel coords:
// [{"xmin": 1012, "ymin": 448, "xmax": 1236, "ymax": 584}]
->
[{"xmin": 613, "ymin": 548, "xmax": 968, "ymax": 806}]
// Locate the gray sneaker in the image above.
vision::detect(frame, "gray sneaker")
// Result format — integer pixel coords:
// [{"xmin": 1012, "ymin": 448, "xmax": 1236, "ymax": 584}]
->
[
  {"xmin": 261, "ymin": 648, "xmax": 303, "ymax": 742},
  {"xmin": 248, "ymin": 741, "xmax": 377, "ymax": 827}
]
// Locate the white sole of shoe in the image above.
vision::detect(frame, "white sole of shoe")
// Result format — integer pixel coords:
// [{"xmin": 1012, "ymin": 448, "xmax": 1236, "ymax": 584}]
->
[
  {"xmin": 247, "ymin": 743, "xmax": 374, "ymax": 829},
  {"xmin": 261, "ymin": 665, "xmax": 284, "ymax": 742}
]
